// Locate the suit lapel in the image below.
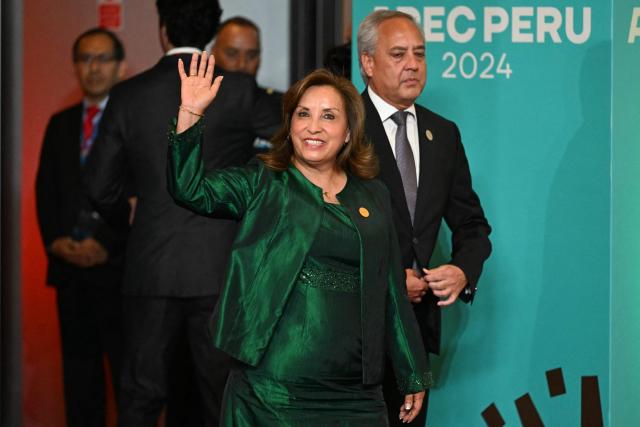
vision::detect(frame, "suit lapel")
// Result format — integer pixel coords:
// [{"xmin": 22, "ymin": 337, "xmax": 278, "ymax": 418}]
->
[
  {"xmin": 362, "ymin": 90, "xmax": 413, "ymax": 229},
  {"xmin": 338, "ymin": 178, "xmax": 383, "ymax": 320},
  {"xmin": 68, "ymin": 104, "xmax": 83, "ymax": 174},
  {"xmin": 414, "ymin": 105, "xmax": 436, "ymax": 227}
]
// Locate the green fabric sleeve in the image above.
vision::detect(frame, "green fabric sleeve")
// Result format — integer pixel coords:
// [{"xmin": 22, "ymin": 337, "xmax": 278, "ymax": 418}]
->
[
  {"xmin": 384, "ymin": 198, "xmax": 434, "ymax": 394},
  {"xmin": 167, "ymin": 119, "xmax": 257, "ymax": 219}
]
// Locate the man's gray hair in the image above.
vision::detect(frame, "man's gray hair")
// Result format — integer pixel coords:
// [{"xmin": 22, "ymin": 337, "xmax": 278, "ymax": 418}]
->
[{"xmin": 356, "ymin": 10, "xmax": 424, "ymax": 83}]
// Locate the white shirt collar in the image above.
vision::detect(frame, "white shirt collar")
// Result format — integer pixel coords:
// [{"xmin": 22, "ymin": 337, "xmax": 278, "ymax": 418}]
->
[
  {"xmin": 367, "ymin": 86, "xmax": 416, "ymax": 121},
  {"xmin": 165, "ymin": 47, "xmax": 201, "ymax": 56},
  {"xmin": 83, "ymin": 96, "xmax": 109, "ymax": 111},
  {"xmin": 367, "ymin": 85, "xmax": 421, "ymax": 184}
]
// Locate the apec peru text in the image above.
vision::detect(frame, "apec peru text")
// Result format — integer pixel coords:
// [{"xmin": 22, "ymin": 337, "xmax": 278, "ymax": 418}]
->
[{"xmin": 376, "ymin": 6, "xmax": 592, "ymax": 44}]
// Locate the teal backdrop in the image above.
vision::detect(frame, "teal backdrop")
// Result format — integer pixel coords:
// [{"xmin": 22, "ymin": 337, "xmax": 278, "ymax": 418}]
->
[
  {"xmin": 612, "ymin": 2, "xmax": 640, "ymax": 427},
  {"xmin": 350, "ymin": 1, "xmax": 637, "ymax": 425}
]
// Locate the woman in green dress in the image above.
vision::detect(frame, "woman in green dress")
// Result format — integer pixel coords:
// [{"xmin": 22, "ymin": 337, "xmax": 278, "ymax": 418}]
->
[{"xmin": 168, "ymin": 52, "xmax": 432, "ymax": 426}]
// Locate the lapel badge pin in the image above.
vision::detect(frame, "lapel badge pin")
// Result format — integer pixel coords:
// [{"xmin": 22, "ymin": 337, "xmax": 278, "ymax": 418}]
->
[
  {"xmin": 358, "ymin": 207, "xmax": 370, "ymax": 218},
  {"xmin": 425, "ymin": 129, "xmax": 434, "ymax": 141}
]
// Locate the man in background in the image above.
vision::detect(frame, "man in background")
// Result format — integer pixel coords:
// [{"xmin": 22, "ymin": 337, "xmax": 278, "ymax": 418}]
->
[
  {"xmin": 35, "ymin": 27, "xmax": 128, "ymax": 427},
  {"xmin": 210, "ymin": 15, "xmax": 283, "ymax": 99},
  {"xmin": 211, "ymin": 16, "xmax": 261, "ymax": 77},
  {"xmin": 357, "ymin": 10, "xmax": 492, "ymax": 426},
  {"xmin": 85, "ymin": 1, "xmax": 281, "ymax": 426},
  {"xmin": 211, "ymin": 16, "xmax": 282, "ymax": 151}
]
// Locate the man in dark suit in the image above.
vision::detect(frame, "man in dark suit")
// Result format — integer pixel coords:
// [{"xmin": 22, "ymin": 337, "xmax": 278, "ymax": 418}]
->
[
  {"xmin": 35, "ymin": 28, "xmax": 128, "ymax": 427},
  {"xmin": 357, "ymin": 10, "xmax": 492, "ymax": 426},
  {"xmin": 85, "ymin": 1, "xmax": 280, "ymax": 426}
]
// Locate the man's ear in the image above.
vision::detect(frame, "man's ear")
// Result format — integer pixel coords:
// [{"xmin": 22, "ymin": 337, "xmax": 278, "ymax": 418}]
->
[
  {"xmin": 117, "ymin": 61, "xmax": 127, "ymax": 80},
  {"xmin": 360, "ymin": 53, "xmax": 374, "ymax": 78},
  {"xmin": 159, "ymin": 24, "xmax": 172, "ymax": 52}
]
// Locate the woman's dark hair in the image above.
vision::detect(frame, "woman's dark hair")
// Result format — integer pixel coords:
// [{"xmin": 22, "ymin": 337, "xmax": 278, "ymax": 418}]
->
[
  {"xmin": 259, "ymin": 69, "xmax": 378, "ymax": 179},
  {"xmin": 156, "ymin": 0, "xmax": 223, "ymax": 50}
]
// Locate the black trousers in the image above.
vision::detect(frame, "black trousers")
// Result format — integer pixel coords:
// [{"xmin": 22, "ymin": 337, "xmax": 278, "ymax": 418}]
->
[
  {"xmin": 383, "ymin": 359, "xmax": 429, "ymax": 427},
  {"xmin": 117, "ymin": 296, "xmax": 231, "ymax": 427},
  {"xmin": 56, "ymin": 281, "xmax": 123, "ymax": 427}
]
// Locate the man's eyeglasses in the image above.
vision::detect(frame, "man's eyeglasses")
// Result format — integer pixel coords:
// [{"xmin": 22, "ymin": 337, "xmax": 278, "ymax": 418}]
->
[{"xmin": 74, "ymin": 53, "xmax": 117, "ymax": 65}]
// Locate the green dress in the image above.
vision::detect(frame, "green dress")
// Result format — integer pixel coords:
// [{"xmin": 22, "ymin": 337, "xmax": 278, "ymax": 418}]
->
[
  {"xmin": 220, "ymin": 200, "xmax": 389, "ymax": 426},
  {"xmin": 168, "ymin": 121, "xmax": 433, "ymax": 426}
]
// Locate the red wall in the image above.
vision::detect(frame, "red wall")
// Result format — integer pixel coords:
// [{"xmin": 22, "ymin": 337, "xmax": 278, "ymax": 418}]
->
[{"xmin": 22, "ymin": 2, "xmax": 161, "ymax": 425}]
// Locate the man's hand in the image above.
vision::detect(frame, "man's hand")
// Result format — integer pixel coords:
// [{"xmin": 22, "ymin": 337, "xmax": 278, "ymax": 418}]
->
[
  {"xmin": 128, "ymin": 196, "xmax": 137, "ymax": 225},
  {"xmin": 49, "ymin": 237, "xmax": 108, "ymax": 268},
  {"xmin": 399, "ymin": 390, "xmax": 426, "ymax": 423},
  {"xmin": 77, "ymin": 238, "xmax": 109, "ymax": 266},
  {"xmin": 406, "ymin": 268, "xmax": 428, "ymax": 304},
  {"xmin": 423, "ymin": 264, "xmax": 467, "ymax": 307},
  {"xmin": 50, "ymin": 237, "xmax": 84, "ymax": 265}
]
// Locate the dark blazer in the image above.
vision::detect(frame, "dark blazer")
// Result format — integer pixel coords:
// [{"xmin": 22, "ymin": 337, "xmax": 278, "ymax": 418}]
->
[
  {"xmin": 362, "ymin": 90, "xmax": 492, "ymax": 354},
  {"xmin": 86, "ymin": 54, "xmax": 281, "ymax": 297},
  {"xmin": 167, "ymin": 123, "xmax": 431, "ymax": 392},
  {"xmin": 35, "ymin": 103, "xmax": 127, "ymax": 287}
]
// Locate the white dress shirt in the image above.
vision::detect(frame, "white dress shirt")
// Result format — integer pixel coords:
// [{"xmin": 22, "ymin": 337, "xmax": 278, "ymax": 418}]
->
[{"xmin": 367, "ymin": 86, "xmax": 420, "ymax": 184}]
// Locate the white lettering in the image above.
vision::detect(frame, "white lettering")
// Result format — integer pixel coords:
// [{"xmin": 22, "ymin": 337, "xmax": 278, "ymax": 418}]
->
[
  {"xmin": 566, "ymin": 7, "xmax": 591, "ymax": 44},
  {"xmin": 378, "ymin": 6, "xmax": 591, "ymax": 44},
  {"xmin": 512, "ymin": 7, "xmax": 534, "ymax": 43},
  {"xmin": 484, "ymin": 7, "xmax": 509, "ymax": 42},
  {"xmin": 537, "ymin": 7, "xmax": 562, "ymax": 43},
  {"xmin": 424, "ymin": 7, "xmax": 445, "ymax": 42},
  {"xmin": 398, "ymin": 6, "xmax": 421, "ymax": 24},
  {"xmin": 448, "ymin": 6, "xmax": 476, "ymax": 43},
  {"xmin": 629, "ymin": 8, "xmax": 640, "ymax": 43}
]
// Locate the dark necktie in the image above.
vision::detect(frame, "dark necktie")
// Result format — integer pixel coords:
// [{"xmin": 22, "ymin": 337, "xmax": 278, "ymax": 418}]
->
[
  {"xmin": 81, "ymin": 105, "xmax": 100, "ymax": 162},
  {"xmin": 390, "ymin": 110, "xmax": 417, "ymax": 223}
]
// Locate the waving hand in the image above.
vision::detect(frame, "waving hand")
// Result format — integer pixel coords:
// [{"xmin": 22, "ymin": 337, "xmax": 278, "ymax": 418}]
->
[{"xmin": 176, "ymin": 51, "xmax": 223, "ymax": 133}]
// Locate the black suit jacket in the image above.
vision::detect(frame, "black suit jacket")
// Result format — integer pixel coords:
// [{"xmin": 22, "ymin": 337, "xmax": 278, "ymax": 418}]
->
[
  {"xmin": 86, "ymin": 54, "xmax": 281, "ymax": 297},
  {"xmin": 363, "ymin": 90, "xmax": 491, "ymax": 354},
  {"xmin": 35, "ymin": 103, "xmax": 128, "ymax": 288}
]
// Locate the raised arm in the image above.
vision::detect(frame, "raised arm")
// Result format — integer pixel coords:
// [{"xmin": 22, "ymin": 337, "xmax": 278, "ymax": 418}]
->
[{"xmin": 168, "ymin": 51, "xmax": 257, "ymax": 219}]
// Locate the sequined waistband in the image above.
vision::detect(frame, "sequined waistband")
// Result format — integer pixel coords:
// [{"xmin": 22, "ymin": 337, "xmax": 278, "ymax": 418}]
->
[{"xmin": 297, "ymin": 263, "xmax": 360, "ymax": 293}]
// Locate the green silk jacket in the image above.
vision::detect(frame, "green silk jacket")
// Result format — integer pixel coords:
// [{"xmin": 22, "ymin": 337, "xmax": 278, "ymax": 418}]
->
[{"xmin": 167, "ymin": 121, "xmax": 432, "ymax": 393}]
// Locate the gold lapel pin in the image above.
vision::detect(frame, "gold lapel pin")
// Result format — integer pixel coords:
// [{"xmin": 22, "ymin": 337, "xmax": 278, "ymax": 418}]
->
[
  {"xmin": 358, "ymin": 207, "xmax": 370, "ymax": 218},
  {"xmin": 425, "ymin": 129, "xmax": 434, "ymax": 141}
]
